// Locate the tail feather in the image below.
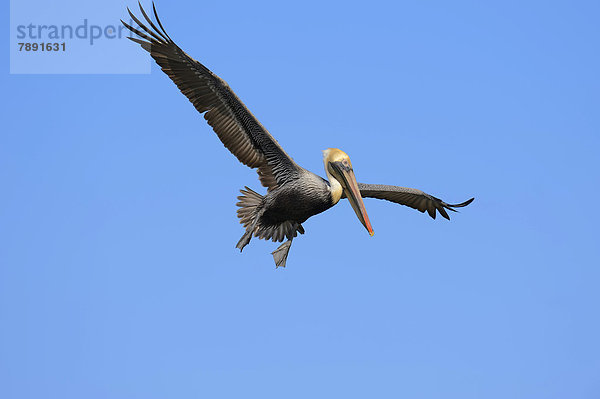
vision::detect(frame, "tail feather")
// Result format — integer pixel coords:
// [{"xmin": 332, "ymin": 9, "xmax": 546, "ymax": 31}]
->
[{"xmin": 236, "ymin": 186, "xmax": 264, "ymax": 229}]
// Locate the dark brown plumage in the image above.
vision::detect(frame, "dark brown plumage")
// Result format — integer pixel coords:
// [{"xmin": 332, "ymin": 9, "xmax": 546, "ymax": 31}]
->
[{"xmin": 122, "ymin": 4, "xmax": 298, "ymax": 192}]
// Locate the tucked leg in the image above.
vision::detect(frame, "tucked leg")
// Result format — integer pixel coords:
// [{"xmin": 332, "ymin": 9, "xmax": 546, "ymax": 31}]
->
[
  {"xmin": 235, "ymin": 231, "xmax": 253, "ymax": 252},
  {"xmin": 236, "ymin": 218, "xmax": 259, "ymax": 252},
  {"xmin": 271, "ymin": 239, "xmax": 293, "ymax": 268}
]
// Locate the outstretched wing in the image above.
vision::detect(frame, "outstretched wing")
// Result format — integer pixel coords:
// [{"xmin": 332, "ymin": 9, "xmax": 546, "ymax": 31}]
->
[
  {"xmin": 122, "ymin": 3, "xmax": 299, "ymax": 190},
  {"xmin": 344, "ymin": 183, "xmax": 474, "ymax": 220}
]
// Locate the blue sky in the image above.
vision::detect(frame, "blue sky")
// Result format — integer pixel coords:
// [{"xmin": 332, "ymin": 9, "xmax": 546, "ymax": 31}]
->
[{"xmin": 2, "ymin": 0, "xmax": 600, "ymax": 398}]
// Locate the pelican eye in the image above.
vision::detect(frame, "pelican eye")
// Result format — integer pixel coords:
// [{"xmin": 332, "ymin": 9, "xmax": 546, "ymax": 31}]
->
[{"xmin": 330, "ymin": 160, "xmax": 351, "ymax": 172}]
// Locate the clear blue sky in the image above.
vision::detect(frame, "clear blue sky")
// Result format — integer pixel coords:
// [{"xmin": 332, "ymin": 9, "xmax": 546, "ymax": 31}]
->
[{"xmin": 2, "ymin": 0, "xmax": 600, "ymax": 398}]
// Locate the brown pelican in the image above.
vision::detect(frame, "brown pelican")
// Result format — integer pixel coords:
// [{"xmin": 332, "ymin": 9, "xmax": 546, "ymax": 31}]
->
[{"xmin": 122, "ymin": 3, "xmax": 474, "ymax": 268}]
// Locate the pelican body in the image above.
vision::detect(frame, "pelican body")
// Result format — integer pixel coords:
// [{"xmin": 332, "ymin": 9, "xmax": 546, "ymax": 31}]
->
[
  {"xmin": 235, "ymin": 149, "xmax": 374, "ymax": 266},
  {"xmin": 122, "ymin": 3, "xmax": 474, "ymax": 268}
]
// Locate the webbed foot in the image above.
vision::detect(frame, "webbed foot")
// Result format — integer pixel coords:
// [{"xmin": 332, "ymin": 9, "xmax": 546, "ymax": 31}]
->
[{"xmin": 271, "ymin": 239, "xmax": 293, "ymax": 268}]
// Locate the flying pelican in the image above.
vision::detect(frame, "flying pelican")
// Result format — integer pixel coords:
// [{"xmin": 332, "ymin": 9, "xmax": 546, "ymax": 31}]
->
[{"xmin": 122, "ymin": 3, "xmax": 474, "ymax": 268}]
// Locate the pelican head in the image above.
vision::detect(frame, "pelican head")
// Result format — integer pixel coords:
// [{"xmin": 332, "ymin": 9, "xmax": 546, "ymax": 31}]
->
[{"xmin": 322, "ymin": 148, "xmax": 374, "ymax": 236}]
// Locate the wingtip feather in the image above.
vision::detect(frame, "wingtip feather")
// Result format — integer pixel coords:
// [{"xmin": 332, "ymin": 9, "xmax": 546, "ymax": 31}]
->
[
  {"xmin": 439, "ymin": 207, "xmax": 450, "ymax": 220},
  {"xmin": 453, "ymin": 197, "xmax": 475, "ymax": 208}
]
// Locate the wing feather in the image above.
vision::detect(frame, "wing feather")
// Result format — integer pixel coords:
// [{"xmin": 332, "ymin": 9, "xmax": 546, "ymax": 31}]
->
[
  {"xmin": 345, "ymin": 183, "xmax": 474, "ymax": 220},
  {"xmin": 122, "ymin": 3, "xmax": 299, "ymax": 190}
]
